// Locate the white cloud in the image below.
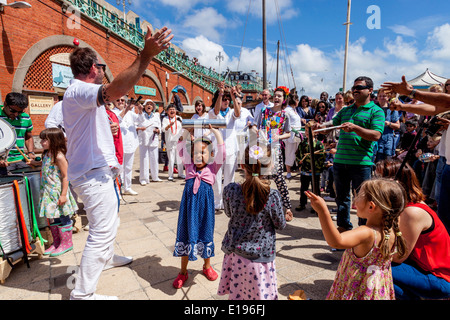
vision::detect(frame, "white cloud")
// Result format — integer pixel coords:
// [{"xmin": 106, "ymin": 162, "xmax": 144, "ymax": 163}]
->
[
  {"xmin": 226, "ymin": 0, "xmax": 299, "ymax": 24},
  {"xmin": 388, "ymin": 25, "xmax": 416, "ymax": 38},
  {"xmin": 181, "ymin": 35, "xmax": 229, "ymax": 70},
  {"xmin": 384, "ymin": 36, "xmax": 418, "ymax": 63},
  {"xmin": 425, "ymin": 23, "xmax": 450, "ymax": 60},
  {"xmin": 182, "ymin": 7, "xmax": 228, "ymax": 41}
]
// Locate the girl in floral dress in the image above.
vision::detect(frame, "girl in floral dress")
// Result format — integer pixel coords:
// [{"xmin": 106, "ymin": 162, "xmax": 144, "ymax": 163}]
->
[
  {"xmin": 39, "ymin": 128, "xmax": 78, "ymax": 257},
  {"xmin": 305, "ymin": 178, "xmax": 408, "ymax": 299},
  {"xmin": 252, "ymin": 87, "xmax": 293, "ymax": 221}
]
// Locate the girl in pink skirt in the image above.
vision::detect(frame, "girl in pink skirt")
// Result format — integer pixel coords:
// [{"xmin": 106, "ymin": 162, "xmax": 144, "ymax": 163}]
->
[{"xmin": 218, "ymin": 143, "xmax": 286, "ymax": 300}]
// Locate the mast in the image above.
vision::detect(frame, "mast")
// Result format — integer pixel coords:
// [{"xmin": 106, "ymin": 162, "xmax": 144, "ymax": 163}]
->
[
  {"xmin": 262, "ymin": 0, "xmax": 267, "ymax": 89},
  {"xmin": 276, "ymin": 40, "xmax": 280, "ymax": 88},
  {"xmin": 342, "ymin": 0, "xmax": 352, "ymax": 93}
]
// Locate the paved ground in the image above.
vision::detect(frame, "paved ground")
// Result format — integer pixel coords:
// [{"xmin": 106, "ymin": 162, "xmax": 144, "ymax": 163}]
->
[{"xmin": 0, "ymin": 152, "xmax": 359, "ymax": 300}]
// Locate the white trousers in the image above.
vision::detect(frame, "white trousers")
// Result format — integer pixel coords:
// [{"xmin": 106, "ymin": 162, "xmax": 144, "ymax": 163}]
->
[
  {"xmin": 70, "ymin": 166, "xmax": 119, "ymax": 299},
  {"xmin": 213, "ymin": 152, "xmax": 237, "ymax": 209},
  {"xmin": 166, "ymin": 141, "xmax": 184, "ymax": 178},
  {"xmin": 284, "ymin": 140, "xmax": 300, "ymax": 167},
  {"xmin": 139, "ymin": 145, "xmax": 159, "ymax": 183},
  {"xmin": 121, "ymin": 152, "xmax": 135, "ymax": 191}
]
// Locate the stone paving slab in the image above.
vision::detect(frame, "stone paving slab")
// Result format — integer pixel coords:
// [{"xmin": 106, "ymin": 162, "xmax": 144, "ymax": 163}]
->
[{"xmin": 0, "ymin": 151, "xmax": 359, "ymax": 300}]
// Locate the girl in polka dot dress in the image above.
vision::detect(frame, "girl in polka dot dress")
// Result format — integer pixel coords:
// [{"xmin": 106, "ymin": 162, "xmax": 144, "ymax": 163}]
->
[
  {"xmin": 172, "ymin": 125, "xmax": 225, "ymax": 289},
  {"xmin": 218, "ymin": 143, "xmax": 286, "ymax": 300}
]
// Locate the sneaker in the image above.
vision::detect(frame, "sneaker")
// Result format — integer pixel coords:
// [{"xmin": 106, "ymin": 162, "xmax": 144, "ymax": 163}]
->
[
  {"xmin": 323, "ymin": 196, "xmax": 335, "ymax": 202},
  {"xmin": 295, "ymin": 205, "xmax": 306, "ymax": 212},
  {"xmin": 286, "ymin": 172, "xmax": 292, "ymax": 179},
  {"xmin": 178, "ymin": 174, "xmax": 186, "ymax": 179},
  {"xmin": 152, "ymin": 178, "xmax": 163, "ymax": 182},
  {"xmin": 123, "ymin": 189, "xmax": 138, "ymax": 195},
  {"xmin": 140, "ymin": 181, "xmax": 148, "ymax": 186},
  {"xmin": 174, "ymin": 167, "xmax": 179, "ymax": 174},
  {"xmin": 173, "ymin": 273, "xmax": 188, "ymax": 289},
  {"xmin": 202, "ymin": 266, "xmax": 218, "ymax": 281},
  {"xmin": 168, "ymin": 176, "xmax": 174, "ymax": 181},
  {"xmin": 103, "ymin": 255, "xmax": 133, "ymax": 271},
  {"xmin": 163, "ymin": 166, "xmax": 169, "ymax": 172}
]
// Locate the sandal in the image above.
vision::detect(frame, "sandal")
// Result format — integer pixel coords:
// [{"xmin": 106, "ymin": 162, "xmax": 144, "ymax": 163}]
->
[
  {"xmin": 202, "ymin": 266, "xmax": 218, "ymax": 281},
  {"xmin": 173, "ymin": 272, "xmax": 188, "ymax": 289}
]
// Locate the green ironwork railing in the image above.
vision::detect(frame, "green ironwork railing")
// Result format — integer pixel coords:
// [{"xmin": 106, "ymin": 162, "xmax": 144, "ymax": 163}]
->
[{"xmin": 65, "ymin": 0, "xmax": 263, "ymax": 93}]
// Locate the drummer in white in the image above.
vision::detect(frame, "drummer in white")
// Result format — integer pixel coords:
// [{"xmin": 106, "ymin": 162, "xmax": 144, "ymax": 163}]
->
[
  {"xmin": 136, "ymin": 99, "xmax": 162, "ymax": 184},
  {"xmin": 63, "ymin": 26, "xmax": 173, "ymax": 300}
]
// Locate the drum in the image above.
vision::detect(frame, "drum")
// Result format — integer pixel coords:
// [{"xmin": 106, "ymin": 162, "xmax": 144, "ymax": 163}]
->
[
  {"xmin": 0, "ymin": 118, "xmax": 17, "ymax": 161},
  {"xmin": 0, "ymin": 175, "xmax": 33, "ymax": 256}
]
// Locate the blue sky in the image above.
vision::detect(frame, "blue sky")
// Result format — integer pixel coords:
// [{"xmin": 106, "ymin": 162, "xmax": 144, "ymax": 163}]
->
[{"xmin": 106, "ymin": 0, "xmax": 450, "ymax": 98}]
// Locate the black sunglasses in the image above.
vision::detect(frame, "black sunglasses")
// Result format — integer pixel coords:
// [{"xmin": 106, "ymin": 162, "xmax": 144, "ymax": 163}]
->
[
  {"xmin": 7, "ymin": 106, "xmax": 21, "ymax": 114},
  {"xmin": 352, "ymin": 85, "xmax": 371, "ymax": 91},
  {"xmin": 95, "ymin": 63, "xmax": 106, "ymax": 72}
]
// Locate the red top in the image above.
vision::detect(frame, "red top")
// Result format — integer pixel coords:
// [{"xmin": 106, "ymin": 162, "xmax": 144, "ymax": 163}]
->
[
  {"xmin": 105, "ymin": 108, "xmax": 123, "ymax": 165},
  {"xmin": 407, "ymin": 202, "xmax": 450, "ymax": 282}
]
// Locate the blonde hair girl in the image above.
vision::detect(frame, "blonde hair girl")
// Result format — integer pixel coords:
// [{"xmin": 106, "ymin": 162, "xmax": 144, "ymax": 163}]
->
[{"xmin": 306, "ymin": 178, "xmax": 407, "ymax": 300}]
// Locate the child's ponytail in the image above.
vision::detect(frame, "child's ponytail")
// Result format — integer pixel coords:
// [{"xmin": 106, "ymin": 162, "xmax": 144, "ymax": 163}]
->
[
  {"xmin": 241, "ymin": 144, "xmax": 272, "ymax": 215},
  {"xmin": 359, "ymin": 178, "xmax": 408, "ymax": 259}
]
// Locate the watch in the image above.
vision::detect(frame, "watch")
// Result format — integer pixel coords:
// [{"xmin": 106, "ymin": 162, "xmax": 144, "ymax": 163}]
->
[{"xmin": 408, "ymin": 89, "xmax": 416, "ymax": 99}]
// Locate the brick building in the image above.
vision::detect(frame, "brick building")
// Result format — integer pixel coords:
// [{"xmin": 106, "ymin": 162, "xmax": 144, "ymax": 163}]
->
[{"xmin": 0, "ymin": 0, "xmax": 215, "ymax": 135}]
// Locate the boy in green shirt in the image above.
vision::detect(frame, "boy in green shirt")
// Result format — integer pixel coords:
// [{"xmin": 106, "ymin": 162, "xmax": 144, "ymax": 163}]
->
[{"xmin": 0, "ymin": 92, "xmax": 36, "ymax": 175}]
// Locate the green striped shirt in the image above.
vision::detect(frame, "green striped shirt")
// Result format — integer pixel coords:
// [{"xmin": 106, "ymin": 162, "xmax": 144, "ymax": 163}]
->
[
  {"xmin": 332, "ymin": 101, "xmax": 385, "ymax": 166},
  {"xmin": 0, "ymin": 109, "xmax": 33, "ymax": 162}
]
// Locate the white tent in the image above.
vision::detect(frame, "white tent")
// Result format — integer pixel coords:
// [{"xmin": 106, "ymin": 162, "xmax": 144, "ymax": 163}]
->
[{"xmin": 408, "ymin": 69, "xmax": 448, "ymax": 89}]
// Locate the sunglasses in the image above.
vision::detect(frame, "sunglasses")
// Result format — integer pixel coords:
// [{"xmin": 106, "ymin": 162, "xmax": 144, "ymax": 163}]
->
[
  {"xmin": 352, "ymin": 85, "xmax": 371, "ymax": 91},
  {"xmin": 222, "ymin": 97, "xmax": 231, "ymax": 101},
  {"xmin": 95, "ymin": 63, "xmax": 106, "ymax": 72},
  {"xmin": 7, "ymin": 106, "xmax": 21, "ymax": 114}
]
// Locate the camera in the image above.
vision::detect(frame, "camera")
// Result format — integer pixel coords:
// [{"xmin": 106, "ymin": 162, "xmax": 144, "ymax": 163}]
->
[{"xmin": 425, "ymin": 116, "xmax": 442, "ymax": 136}]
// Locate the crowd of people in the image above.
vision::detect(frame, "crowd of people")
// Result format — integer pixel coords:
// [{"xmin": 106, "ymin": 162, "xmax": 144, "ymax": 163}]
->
[{"xmin": 0, "ymin": 25, "xmax": 449, "ymax": 300}]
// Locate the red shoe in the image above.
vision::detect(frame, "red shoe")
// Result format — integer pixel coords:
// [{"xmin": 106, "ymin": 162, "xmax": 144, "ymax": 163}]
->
[
  {"xmin": 174, "ymin": 167, "xmax": 179, "ymax": 174},
  {"xmin": 173, "ymin": 273, "xmax": 188, "ymax": 289},
  {"xmin": 163, "ymin": 166, "xmax": 168, "ymax": 172},
  {"xmin": 202, "ymin": 266, "xmax": 218, "ymax": 281}
]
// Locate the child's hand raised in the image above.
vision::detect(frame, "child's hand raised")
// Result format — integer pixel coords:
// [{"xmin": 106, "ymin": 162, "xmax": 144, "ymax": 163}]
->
[{"xmin": 304, "ymin": 191, "xmax": 328, "ymax": 214}]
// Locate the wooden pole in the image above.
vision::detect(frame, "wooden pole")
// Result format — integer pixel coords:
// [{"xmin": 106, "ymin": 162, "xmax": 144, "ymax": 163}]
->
[{"xmin": 342, "ymin": 0, "xmax": 352, "ymax": 93}]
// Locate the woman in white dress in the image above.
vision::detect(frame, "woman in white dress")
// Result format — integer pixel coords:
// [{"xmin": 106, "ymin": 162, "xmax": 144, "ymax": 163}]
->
[
  {"xmin": 191, "ymin": 100, "xmax": 209, "ymax": 138},
  {"xmin": 137, "ymin": 99, "xmax": 162, "ymax": 185}
]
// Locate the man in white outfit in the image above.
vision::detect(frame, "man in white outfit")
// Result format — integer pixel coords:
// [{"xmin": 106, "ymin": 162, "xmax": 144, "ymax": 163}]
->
[
  {"xmin": 252, "ymin": 89, "xmax": 273, "ymax": 122},
  {"xmin": 137, "ymin": 99, "xmax": 162, "ymax": 184},
  {"xmin": 63, "ymin": 26, "xmax": 173, "ymax": 300},
  {"xmin": 111, "ymin": 96, "xmax": 141, "ymax": 195},
  {"xmin": 162, "ymin": 103, "xmax": 185, "ymax": 181}
]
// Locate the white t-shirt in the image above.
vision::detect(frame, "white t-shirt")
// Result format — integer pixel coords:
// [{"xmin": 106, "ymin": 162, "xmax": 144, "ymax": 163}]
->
[
  {"xmin": 208, "ymin": 108, "xmax": 238, "ymax": 155},
  {"xmin": 191, "ymin": 112, "xmax": 209, "ymax": 138},
  {"xmin": 45, "ymin": 101, "xmax": 64, "ymax": 130},
  {"xmin": 137, "ymin": 112, "xmax": 161, "ymax": 148},
  {"xmin": 62, "ymin": 79, "xmax": 118, "ymax": 181},
  {"xmin": 112, "ymin": 107, "xmax": 140, "ymax": 154},
  {"xmin": 162, "ymin": 115, "xmax": 182, "ymax": 143}
]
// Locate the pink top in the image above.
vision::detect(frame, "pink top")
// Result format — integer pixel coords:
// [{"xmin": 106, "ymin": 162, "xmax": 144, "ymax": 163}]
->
[{"xmin": 177, "ymin": 141, "xmax": 226, "ymax": 194}]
